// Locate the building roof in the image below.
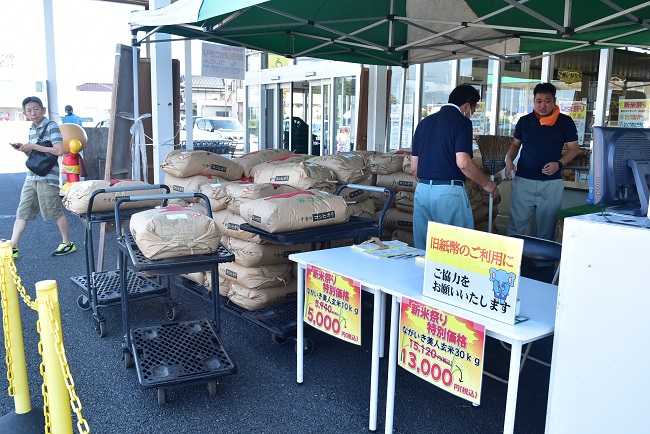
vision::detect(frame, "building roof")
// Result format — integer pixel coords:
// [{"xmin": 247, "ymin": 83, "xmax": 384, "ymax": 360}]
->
[
  {"xmin": 181, "ymin": 76, "xmax": 225, "ymax": 89},
  {"xmin": 76, "ymin": 83, "xmax": 113, "ymax": 92}
]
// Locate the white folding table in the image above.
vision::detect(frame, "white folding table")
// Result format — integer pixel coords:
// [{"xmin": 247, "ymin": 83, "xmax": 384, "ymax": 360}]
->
[
  {"xmin": 290, "ymin": 247, "xmax": 423, "ymax": 432},
  {"xmin": 382, "ymin": 275, "xmax": 557, "ymax": 434}
]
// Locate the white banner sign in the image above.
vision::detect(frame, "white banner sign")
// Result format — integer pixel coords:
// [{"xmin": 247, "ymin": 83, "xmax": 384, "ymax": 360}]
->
[{"xmin": 201, "ymin": 42, "xmax": 245, "ymax": 80}]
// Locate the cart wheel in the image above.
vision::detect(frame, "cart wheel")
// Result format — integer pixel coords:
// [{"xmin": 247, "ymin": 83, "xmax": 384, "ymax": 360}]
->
[
  {"xmin": 271, "ymin": 334, "xmax": 289, "ymax": 345},
  {"xmin": 77, "ymin": 295, "xmax": 91, "ymax": 311},
  {"xmin": 123, "ymin": 350, "xmax": 133, "ymax": 369},
  {"xmin": 164, "ymin": 303, "xmax": 179, "ymax": 321},
  {"xmin": 207, "ymin": 380, "xmax": 217, "ymax": 397},
  {"xmin": 295, "ymin": 338, "xmax": 314, "ymax": 356},
  {"xmin": 157, "ymin": 388, "xmax": 167, "ymax": 405},
  {"xmin": 94, "ymin": 317, "xmax": 107, "ymax": 338}
]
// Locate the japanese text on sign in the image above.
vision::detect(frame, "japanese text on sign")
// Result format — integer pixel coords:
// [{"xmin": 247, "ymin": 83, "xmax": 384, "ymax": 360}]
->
[
  {"xmin": 305, "ymin": 265, "xmax": 362, "ymax": 345},
  {"xmin": 399, "ymin": 297, "xmax": 485, "ymax": 403},
  {"xmin": 429, "ymin": 237, "xmax": 515, "ymax": 268},
  {"xmin": 619, "ymin": 99, "xmax": 650, "ymax": 128},
  {"xmin": 201, "ymin": 42, "xmax": 245, "ymax": 80},
  {"xmin": 423, "ymin": 222, "xmax": 523, "ymax": 325}
]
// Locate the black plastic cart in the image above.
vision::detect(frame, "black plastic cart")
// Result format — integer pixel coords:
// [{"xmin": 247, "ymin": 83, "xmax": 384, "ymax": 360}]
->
[
  {"xmin": 70, "ymin": 184, "xmax": 180, "ymax": 337},
  {"xmin": 115, "ymin": 193, "xmax": 237, "ymax": 405},
  {"xmin": 181, "ymin": 140, "xmax": 236, "ymax": 156},
  {"xmin": 213, "ymin": 183, "xmax": 394, "ymax": 353}
]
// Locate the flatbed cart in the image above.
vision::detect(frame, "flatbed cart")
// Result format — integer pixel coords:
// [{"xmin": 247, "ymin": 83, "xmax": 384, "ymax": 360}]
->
[
  {"xmin": 70, "ymin": 184, "xmax": 180, "ymax": 337},
  {"xmin": 115, "ymin": 193, "xmax": 237, "ymax": 405},
  {"xmin": 222, "ymin": 183, "xmax": 394, "ymax": 354}
]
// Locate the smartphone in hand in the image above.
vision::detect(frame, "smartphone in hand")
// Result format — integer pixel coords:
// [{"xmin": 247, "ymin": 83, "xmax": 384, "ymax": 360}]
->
[{"xmin": 10, "ymin": 143, "xmax": 21, "ymax": 149}]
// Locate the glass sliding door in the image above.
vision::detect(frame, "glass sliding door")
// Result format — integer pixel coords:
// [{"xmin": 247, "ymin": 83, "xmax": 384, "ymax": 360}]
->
[
  {"xmin": 334, "ymin": 76, "xmax": 356, "ymax": 152},
  {"xmin": 388, "ymin": 66, "xmax": 416, "ymax": 150},
  {"xmin": 310, "ymin": 82, "xmax": 323, "ymax": 155},
  {"xmin": 246, "ymin": 84, "xmax": 260, "ymax": 153}
]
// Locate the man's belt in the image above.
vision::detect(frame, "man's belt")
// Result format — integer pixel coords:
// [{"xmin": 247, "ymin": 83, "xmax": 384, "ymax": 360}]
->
[{"xmin": 418, "ymin": 179, "xmax": 464, "ymax": 187}]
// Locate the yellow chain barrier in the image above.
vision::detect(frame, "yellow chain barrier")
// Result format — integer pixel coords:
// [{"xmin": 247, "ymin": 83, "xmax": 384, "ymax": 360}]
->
[
  {"xmin": 9, "ymin": 259, "xmax": 37, "ymax": 311},
  {"xmin": 37, "ymin": 328, "xmax": 52, "ymax": 433},
  {"xmin": 1, "ymin": 248, "xmax": 90, "ymax": 434},
  {"xmin": 1, "ymin": 259, "xmax": 15, "ymax": 397},
  {"xmin": 44, "ymin": 297, "xmax": 90, "ymax": 434}
]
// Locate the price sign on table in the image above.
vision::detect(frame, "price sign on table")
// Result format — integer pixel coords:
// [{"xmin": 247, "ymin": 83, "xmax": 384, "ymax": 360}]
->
[
  {"xmin": 398, "ymin": 297, "xmax": 486, "ymax": 404},
  {"xmin": 304, "ymin": 264, "xmax": 362, "ymax": 345}
]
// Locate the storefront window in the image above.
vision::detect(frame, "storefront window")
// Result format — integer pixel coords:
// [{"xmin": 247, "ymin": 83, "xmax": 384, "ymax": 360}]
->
[
  {"xmin": 606, "ymin": 49, "xmax": 650, "ymax": 129},
  {"xmin": 499, "ymin": 56, "xmax": 542, "ymax": 137},
  {"xmin": 422, "ymin": 61, "xmax": 454, "ymax": 120},
  {"xmin": 551, "ymin": 69, "xmax": 595, "ymax": 148},
  {"xmin": 334, "ymin": 76, "xmax": 356, "ymax": 152},
  {"xmin": 246, "ymin": 85, "xmax": 260, "ymax": 152},
  {"xmin": 388, "ymin": 66, "xmax": 416, "ymax": 150},
  {"xmin": 460, "ymin": 58, "xmax": 495, "ymax": 143},
  {"xmin": 246, "ymin": 52, "xmax": 261, "ymax": 72}
]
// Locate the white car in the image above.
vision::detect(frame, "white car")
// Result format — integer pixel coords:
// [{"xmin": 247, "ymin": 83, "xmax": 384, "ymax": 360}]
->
[{"xmin": 193, "ymin": 116, "xmax": 245, "ymax": 153}]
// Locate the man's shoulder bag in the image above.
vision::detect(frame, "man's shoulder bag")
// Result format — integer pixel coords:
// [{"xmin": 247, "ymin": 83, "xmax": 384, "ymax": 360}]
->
[{"xmin": 26, "ymin": 121, "xmax": 59, "ymax": 176}]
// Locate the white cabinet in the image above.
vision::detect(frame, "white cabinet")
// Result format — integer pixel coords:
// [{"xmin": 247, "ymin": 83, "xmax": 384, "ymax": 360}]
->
[{"xmin": 546, "ymin": 214, "xmax": 650, "ymax": 433}]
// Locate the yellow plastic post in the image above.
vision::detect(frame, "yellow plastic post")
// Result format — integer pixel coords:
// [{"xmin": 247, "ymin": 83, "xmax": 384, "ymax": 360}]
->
[
  {"xmin": 35, "ymin": 280, "xmax": 73, "ymax": 434},
  {"xmin": 0, "ymin": 241, "xmax": 31, "ymax": 414}
]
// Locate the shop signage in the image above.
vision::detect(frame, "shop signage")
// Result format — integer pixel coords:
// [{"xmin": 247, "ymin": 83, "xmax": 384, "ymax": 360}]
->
[
  {"xmin": 618, "ymin": 99, "xmax": 650, "ymax": 128},
  {"xmin": 559, "ymin": 101, "xmax": 587, "ymax": 146},
  {"xmin": 304, "ymin": 265, "xmax": 362, "ymax": 345},
  {"xmin": 422, "ymin": 222, "xmax": 523, "ymax": 325},
  {"xmin": 558, "ymin": 69, "xmax": 582, "ymax": 84},
  {"xmin": 201, "ymin": 42, "xmax": 245, "ymax": 80},
  {"xmin": 471, "ymin": 102, "xmax": 488, "ymax": 142},
  {"xmin": 398, "ymin": 296, "xmax": 485, "ymax": 404},
  {"xmin": 389, "ymin": 103, "xmax": 413, "ymax": 150}
]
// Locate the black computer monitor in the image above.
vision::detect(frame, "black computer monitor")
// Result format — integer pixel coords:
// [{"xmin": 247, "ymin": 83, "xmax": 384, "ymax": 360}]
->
[{"xmin": 592, "ymin": 126, "xmax": 650, "ymax": 216}]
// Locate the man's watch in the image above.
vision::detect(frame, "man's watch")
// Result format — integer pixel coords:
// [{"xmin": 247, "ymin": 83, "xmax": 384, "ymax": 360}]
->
[{"xmin": 557, "ymin": 160, "xmax": 564, "ymax": 169}]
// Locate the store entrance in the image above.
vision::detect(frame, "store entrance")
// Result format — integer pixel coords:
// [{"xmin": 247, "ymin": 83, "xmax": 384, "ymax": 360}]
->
[{"xmin": 282, "ymin": 81, "xmax": 320, "ymax": 155}]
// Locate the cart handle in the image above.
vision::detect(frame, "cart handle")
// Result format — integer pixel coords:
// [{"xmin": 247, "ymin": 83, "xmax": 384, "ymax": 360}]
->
[
  {"xmin": 114, "ymin": 192, "xmax": 213, "ymax": 240},
  {"xmin": 86, "ymin": 184, "xmax": 170, "ymax": 222},
  {"xmin": 335, "ymin": 184, "xmax": 394, "ymax": 238}
]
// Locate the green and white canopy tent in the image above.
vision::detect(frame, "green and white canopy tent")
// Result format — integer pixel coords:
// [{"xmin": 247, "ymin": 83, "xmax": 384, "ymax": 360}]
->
[
  {"xmin": 128, "ymin": 0, "xmax": 650, "ymax": 161},
  {"xmin": 130, "ymin": 0, "xmax": 650, "ymax": 67}
]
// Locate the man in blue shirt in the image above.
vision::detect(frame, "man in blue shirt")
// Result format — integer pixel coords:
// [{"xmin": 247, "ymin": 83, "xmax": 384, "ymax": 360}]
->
[
  {"xmin": 61, "ymin": 105, "xmax": 83, "ymax": 126},
  {"xmin": 505, "ymin": 82, "xmax": 579, "ymax": 241},
  {"xmin": 411, "ymin": 84, "xmax": 498, "ymax": 250}
]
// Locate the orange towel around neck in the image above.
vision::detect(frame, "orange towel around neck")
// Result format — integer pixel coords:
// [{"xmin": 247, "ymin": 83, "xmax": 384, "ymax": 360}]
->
[{"xmin": 538, "ymin": 105, "xmax": 560, "ymax": 126}]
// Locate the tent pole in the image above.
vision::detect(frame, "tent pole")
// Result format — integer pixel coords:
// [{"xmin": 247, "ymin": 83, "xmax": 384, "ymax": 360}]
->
[
  {"xmin": 132, "ymin": 30, "xmax": 140, "ymax": 138},
  {"xmin": 397, "ymin": 67, "xmax": 407, "ymax": 149}
]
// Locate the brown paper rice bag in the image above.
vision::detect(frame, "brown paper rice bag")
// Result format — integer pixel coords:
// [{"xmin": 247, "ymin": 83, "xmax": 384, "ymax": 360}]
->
[
  {"xmin": 307, "ymin": 153, "xmax": 370, "ymax": 184},
  {"xmin": 218, "ymin": 262, "xmax": 292, "ymax": 290},
  {"xmin": 240, "ymin": 189, "xmax": 349, "ymax": 233},
  {"xmin": 221, "ymin": 235, "xmax": 311, "ymax": 267},
  {"xmin": 233, "ymin": 149, "xmax": 294, "ymax": 178},
  {"xmin": 252, "ymin": 161, "xmax": 337, "ymax": 192},
  {"xmin": 129, "ymin": 206, "xmax": 221, "ymax": 260},
  {"xmin": 63, "ymin": 179, "xmax": 165, "ymax": 214}
]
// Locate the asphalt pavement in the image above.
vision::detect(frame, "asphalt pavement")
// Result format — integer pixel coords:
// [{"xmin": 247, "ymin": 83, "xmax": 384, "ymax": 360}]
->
[{"xmin": 0, "ymin": 170, "xmax": 553, "ymax": 434}]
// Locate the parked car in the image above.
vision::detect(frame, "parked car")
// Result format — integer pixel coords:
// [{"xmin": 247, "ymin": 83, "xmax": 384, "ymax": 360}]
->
[{"xmin": 193, "ymin": 116, "xmax": 245, "ymax": 153}]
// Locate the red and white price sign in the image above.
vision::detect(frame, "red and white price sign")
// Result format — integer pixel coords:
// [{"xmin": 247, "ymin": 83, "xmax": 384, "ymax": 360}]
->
[
  {"xmin": 304, "ymin": 264, "xmax": 362, "ymax": 345},
  {"xmin": 398, "ymin": 297, "xmax": 486, "ymax": 404}
]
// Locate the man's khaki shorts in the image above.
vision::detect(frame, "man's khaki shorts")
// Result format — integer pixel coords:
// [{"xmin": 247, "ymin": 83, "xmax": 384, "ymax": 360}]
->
[{"xmin": 16, "ymin": 180, "xmax": 63, "ymax": 221}]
